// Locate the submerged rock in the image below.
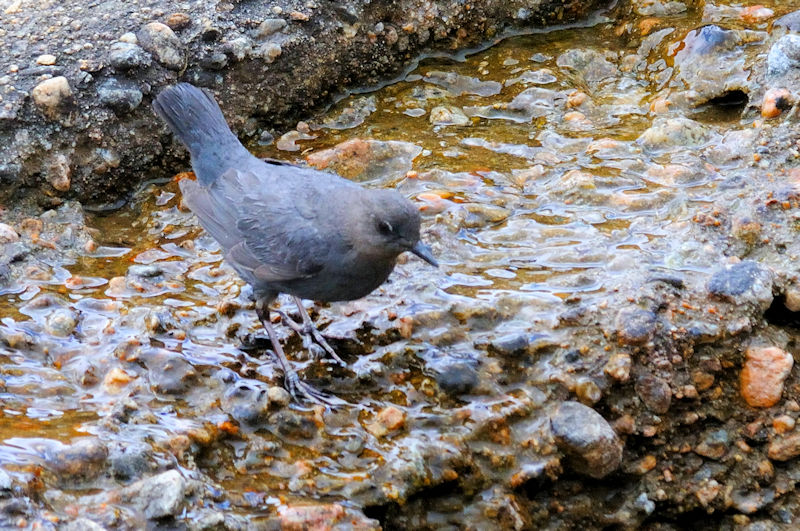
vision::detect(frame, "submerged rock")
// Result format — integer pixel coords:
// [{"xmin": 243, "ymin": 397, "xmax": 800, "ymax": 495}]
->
[{"xmin": 707, "ymin": 261, "xmax": 773, "ymax": 306}]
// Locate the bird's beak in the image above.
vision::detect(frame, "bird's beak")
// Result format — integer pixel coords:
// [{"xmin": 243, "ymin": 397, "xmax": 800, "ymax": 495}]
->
[{"xmin": 410, "ymin": 241, "xmax": 438, "ymax": 267}]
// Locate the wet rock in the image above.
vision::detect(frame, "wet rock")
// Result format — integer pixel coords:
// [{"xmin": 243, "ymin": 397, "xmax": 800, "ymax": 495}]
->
[
  {"xmin": 109, "ymin": 441, "xmax": 155, "ymax": 480},
  {"xmin": 0, "ymin": 224, "xmax": 19, "ymax": 243},
  {"xmin": 632, "ymin": 0, "xmax": 686, "ymax": 16},
  {"xmin": 97, "ymin": 79, "xmax": 143, "ymax": 114},
  {"xmin": 44, "ymin": 307, "xmax": 77, "ymax": 337},
  {"xmin": 695, "ymin": 429, "xmax": 729, "ymax": 460},
  {"xmin": 784, "ymin": 286, "xmax": 800, "ymax": 312},
  {"xmin": 488, "ymin": 332, "xmax": 555, "ymax": 357},
  {"xmin": 740, "ymin": 346, "xmax": 793, "ymax": 408},
  {"xmin": 435, "ymin": 362, "xmax": 479, "ymax": 395},
  {"xmin": 422, "ymin": 71, "xmax": 501, "ymax": 96},
  {"xmin": 635, "ymin": 374, "xmax": 671, "ymax": 413},
  {"xmin": 278, "ymin": 504, "xmax": 379, "ymax": 531},
  {"xmin": 165, "ymin": 12, "xmax": 191, "ymax": 31},
  {"xmin": 271, "ymin": 410, "xmax": 319, "ymax": 439},
  {"xmin": 267, "ymin": 386, "xmax": 291, "ymax": 407},
  {"xmin": 550, "ymin": 401, "xmax": 623, "ymax": 479},
  {"xmin": 465, "ymin": 87, "xmax": 565, "ymax": 123},
  {"xmin": 125, "ymin": 470, "xmax": 188, "ymax": 519},
  {"xmin": 46, "ymin": 438, "xmax": 108, "ymax": 481},
  {"xmin": 671, "ymin": 25, "xmax": 747, "ymax": 107},
  {"xmin": 306, "ymin": 138, "xmax": 422, "ymax": 181},
  {"xmin": 46, "ymin": 153, "xmax": 71, "ymax": 192},
  {"xmin": 638, "ymin": 117, "xmax": 711, "ymax": 151},
  {"xmin": 767, "ymin": 34, "xmax": 800, "ymax": 78},
  {"xmin": 768, "ymin": 432, "xmax": 800, "ymax": 461},
  {"xmin": 128, "ymin": 264, "xmax": 163, "ymax": 278},
  {"xmin": 731, "ymin": 489, "xmax": 776, "ymax": 515},
  {"xmin": 774, "ymin": 10, "xmax": 800, "ymax": 33},
  {"xmin": 108, "ymin": 41, "xmax": 152, "ymax": 71},
  {"xmin": 0, "ymin": 469, "xmax": 11, "ymax": 491},
  {"xmin": 556, "ymin": 49, "xmax": 617, "ymax": 86},
  {"xmin": 761, "ymin": 88, "xmax": 793, "ymax": 118},
  {"xmin": 62, "ymin": 518, "xmax": 105, "ymax": 531},
  {"xmin": 616, "ymin": 308, "xmax": 657, "ymax": 345},
  {"xmin": 31, "ymin": 76, "xmax": 75, "ymax": 121},
  {"xmin": 429, "ymin": 105, "xmax": 470, "ymax": 126},
  {"xmin": 142, "ymin": 350, "xmax": 197, "ymax": 394},
  {"xmin": 707, "ymin": 260, "xmax": 773, "ymax": 305},
  {"xmin": 257, "ymin": 18, "xmax": 288, "ymax": 38},
  {"xmin": 604, "ymin": 353, "xmax": 631, "ymax": 382},
  {"xmin": 366, "ymin": 406, "xmax": 407, "ymax": 437},
  {"xmin": 221, "ymin": 379, "xmax": 270, "ymax": 424},
  {"xmin": 137, "ymin": 22, "xmax": 185, "ymax": 71}
]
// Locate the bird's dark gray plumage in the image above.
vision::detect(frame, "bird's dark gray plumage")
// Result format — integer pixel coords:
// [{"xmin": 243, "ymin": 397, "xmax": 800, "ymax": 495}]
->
[{"xmin": 152, "ymin": 83, "xmax": 437, "ymax": 403}]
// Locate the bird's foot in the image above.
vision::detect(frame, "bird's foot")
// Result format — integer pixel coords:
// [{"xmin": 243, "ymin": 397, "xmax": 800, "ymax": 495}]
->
[
  {"xmin": 278, "ymin": 309, "xmax": 346, "ymax": 365},
  {"xmin": 284, "ymin": 371, "xmax": 346, "ymax": 407},
  {"xmin": 303, "ymin": 324, "xmax": 346, "ymax": 366}
]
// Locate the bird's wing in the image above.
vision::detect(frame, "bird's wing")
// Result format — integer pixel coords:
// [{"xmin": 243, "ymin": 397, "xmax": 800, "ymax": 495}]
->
[{"xmin": 219, "ymin": 168, "xmax": 333, "ymax": 284}]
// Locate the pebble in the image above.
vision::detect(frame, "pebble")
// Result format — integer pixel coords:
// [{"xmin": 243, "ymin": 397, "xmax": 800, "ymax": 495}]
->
[
  {"xmin": 768, "ymin": 34, "xmax": 800, "ymax": 78},
  {"xmin": 125, "ymin": 470, "xmax": 187, "ymax": 519},
  {"xmin": 761, "ymin": 88, "xmax": 793, "ymax": 118},
  {"xmin": 740, "ymin": 346, "xmax": 793, "ymax": 408},
  {"xmin": 550, "ymin": 401, "xmax": 623, "ymax": 479},
  {"xmin": 429, "ymin": 105, "xmax": 470, "ymax": 126},
  {"xmin": 119, "ymin": 32, "xmax": 138, "ymax": 44},
  {"xmin": 434, "ymin": 362, "xmax": 479, "ymax": 395},
  {"xmin": 772, "ymin": 415, "xmax": 795, "ymax": 434},
  {"xmin": 0, "ymin": 223, "xmax": 19, "ymax": 243},
  {"xmin": 604, "ymin": 353, "xmax": 631, "ymax": 382},
  {"xmin": 268, "ymin": 386, "xmax": 291, "ymax": 407},
  {"xmin": 97, "ymin": 79, "xmax": 143, "ymax": 114},
  {"xmin": 222, "ymin": 379, "xmax": 270, "ymax": 425},
  {"xmin": 258, "ymin": 18, "xmax": 288, "ymax": 38},
  {"xmin": 694, "ymin": 428, "xmax": 729, "ymax": 459},
  {"xmin": 46, "ymin": 438, "xmax": 108, "ymax": 481},
  {"xmin": 784, "ymin": 286, "xmax": 800, "ymax": 312},
  {"xmin": 110, "ymin": 441, "xmax": 155, "ymax": 480},
  {"xmin": 45, "ymin": 307, "xmax": 78, "ymax": 337},
  {"xmin": 635, "ymin": 374, "xmax": 672, "ymax": 413},
  {"xmin": 707, "ymin": 260, "xmax": 773, "ymax": 305},
  {"xmin": 137, "ymin": 22, "xmax": 185, "ymax": 71},
  {"xmin": 31, "ymin": 76, "xmax": 74, "ymax": 120},
  {"xmin": 366, "ymin": 406, "xmax": 407, "ymax": 437},
  {"xmin": 108, "ymin": 42, "xmax": 152, "ymax": 71},
  {"xmin": 638, "ymin": 117, "xmax": 711, "ymax": 151},
  {"xmin": 555, "ymin": 48, "xmax": 617, "ymax": 85},
  {"xmin": 616, "ymin": 307, "xmax": 657, "ymax": 345},
  {"xmin": 165, "ymin": 12, "xmax": 191, "ymax": 31},
  {"xmin": 142, "ymin": 350, "xmax": 197, "ymax": 394},
  {"xmin": 768, "ymin": 432, "xmax": 800, "ymax": 461},
  {"xmin": 103, "ymin": 367, "xmax": 134, "ymax": 393},
  {"xmin": 36, "ymin": 54, "xmax": 56, "ymax": 66},
  {"xmin": 774, "ymin": 10, "xmax": 800, "ymax": 33}
]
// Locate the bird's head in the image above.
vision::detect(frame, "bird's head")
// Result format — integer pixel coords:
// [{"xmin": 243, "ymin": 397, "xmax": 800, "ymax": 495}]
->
[{"xmin": 360, "ymin": 190, "xmax": 438, "ymax": 267}]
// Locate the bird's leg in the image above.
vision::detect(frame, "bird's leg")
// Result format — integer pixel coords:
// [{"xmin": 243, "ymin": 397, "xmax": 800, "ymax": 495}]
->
[
  {"xmin": 255, "ymin": 300, "xmax": 337, "ymax": 405},
  {"xmin": 293, "ymin": 296, "xmax": 346, "ymax": 365}
]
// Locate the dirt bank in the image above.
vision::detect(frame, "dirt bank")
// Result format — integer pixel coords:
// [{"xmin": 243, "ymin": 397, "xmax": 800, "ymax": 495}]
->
[{"xmin": 0, "ymin": 0, "xmax": 605, "ymax": 208}]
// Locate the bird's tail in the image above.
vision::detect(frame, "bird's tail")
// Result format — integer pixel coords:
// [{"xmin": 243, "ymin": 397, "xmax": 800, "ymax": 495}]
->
[{"xmin": 153, "ymin": 83, "xmax": 249, "ymax": 185}]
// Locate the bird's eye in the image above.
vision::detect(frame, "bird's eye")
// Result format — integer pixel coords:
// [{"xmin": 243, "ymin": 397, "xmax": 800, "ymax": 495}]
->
[{"xmin": 378, "ymin": 220, "xmax": 393, "ymax": 235}]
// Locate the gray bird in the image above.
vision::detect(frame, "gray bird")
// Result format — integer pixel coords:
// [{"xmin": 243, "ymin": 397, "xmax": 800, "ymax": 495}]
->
[{"xmin": 152, "ymin": 83, "xmax": 437, "ymax": 404}]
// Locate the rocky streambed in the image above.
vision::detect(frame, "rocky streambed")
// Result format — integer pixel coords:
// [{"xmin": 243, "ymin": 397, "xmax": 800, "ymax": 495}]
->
[{"xmin": 6, "ymin": 0, "xmax": 800, "ymax": 529}]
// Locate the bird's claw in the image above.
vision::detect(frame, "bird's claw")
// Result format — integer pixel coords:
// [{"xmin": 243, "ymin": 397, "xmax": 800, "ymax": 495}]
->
[
  {"xmin": 284, "ymin": 372, "xmax": 345, "ymax": 407},
  {"xmin": 308, "ymin": 329, "xmax": 346, "ymax": 366}
]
